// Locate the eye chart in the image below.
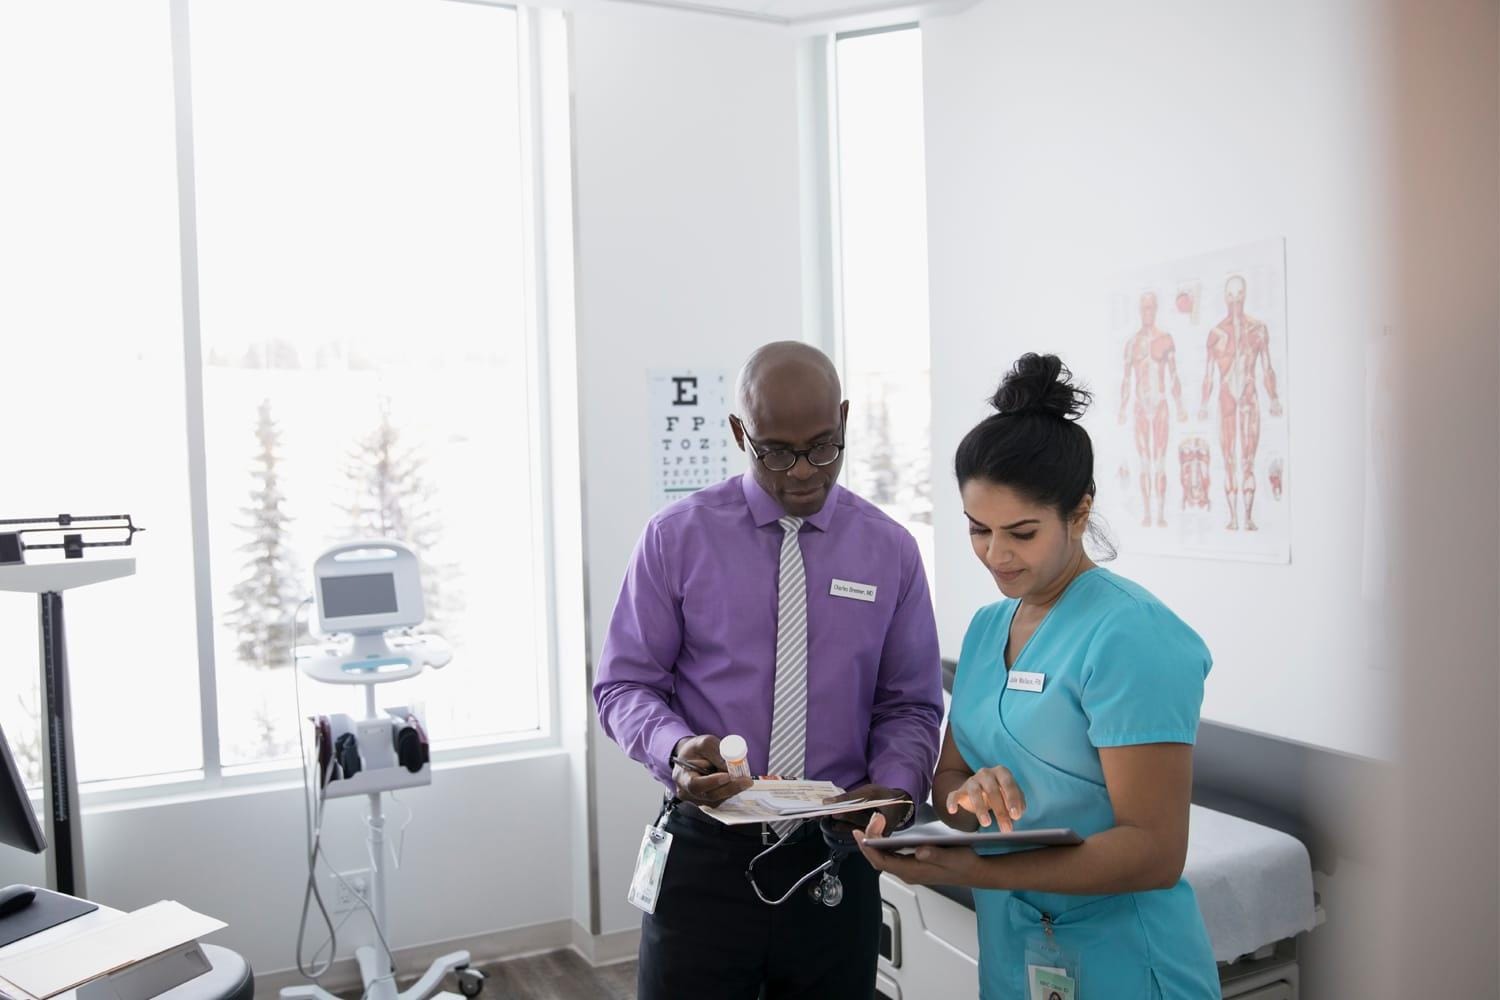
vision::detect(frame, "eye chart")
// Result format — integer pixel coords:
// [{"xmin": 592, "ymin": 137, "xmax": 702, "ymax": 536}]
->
[{"xmin": 649, "ymin": 369, "xmax": 735, "ymax": 510}]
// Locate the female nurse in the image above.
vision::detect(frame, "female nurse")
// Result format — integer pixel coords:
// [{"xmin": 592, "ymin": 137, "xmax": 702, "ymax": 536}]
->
[{"xmin": 855, "ymin": 354, "xmax": 1219, "ymax": 999}]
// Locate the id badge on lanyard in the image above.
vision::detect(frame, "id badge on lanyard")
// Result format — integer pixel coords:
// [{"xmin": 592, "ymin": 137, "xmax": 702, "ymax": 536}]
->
[
  {"xmin": 1025, "ymin": 913, "xmax": 1080, "ymax": 1000},
  {"xmin": 627, "ymin": 807, "xmax": 674, "ymax": 915}
]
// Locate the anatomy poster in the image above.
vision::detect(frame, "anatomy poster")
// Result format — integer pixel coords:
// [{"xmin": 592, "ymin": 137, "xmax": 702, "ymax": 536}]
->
[
  {"xmin": 649, "ymin": 368, "xmax": 735, "ymax": 510},
  {"xmin": 1095, "ymin": 239, "xmax": 1290, "ymax": 563}
]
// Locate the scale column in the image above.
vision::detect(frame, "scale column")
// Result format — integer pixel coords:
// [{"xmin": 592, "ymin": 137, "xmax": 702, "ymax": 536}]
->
[{"xmin": 38, "ymin": 590, "xmax": 85, "ymax": 898}]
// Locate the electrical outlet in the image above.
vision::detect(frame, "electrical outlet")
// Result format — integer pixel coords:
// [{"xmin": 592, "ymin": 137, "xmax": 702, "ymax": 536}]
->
[{"xmin": 329, "ymin": 868, "xmax": 371, "ymax": 913}]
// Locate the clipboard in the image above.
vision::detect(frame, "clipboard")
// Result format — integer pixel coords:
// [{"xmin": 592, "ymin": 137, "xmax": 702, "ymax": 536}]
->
[
  {"xmin": 863, "ymin": 827, "xmax": 1083, "ymax": 852},
  {"xmin": 697, "ymin": 780, "xmax": 905, "ymax": 826}
]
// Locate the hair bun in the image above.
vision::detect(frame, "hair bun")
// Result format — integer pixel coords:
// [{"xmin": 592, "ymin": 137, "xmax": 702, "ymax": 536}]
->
[{"xmin": 989, "ymin": 353, "xmax": 1091, "ymax": 421}]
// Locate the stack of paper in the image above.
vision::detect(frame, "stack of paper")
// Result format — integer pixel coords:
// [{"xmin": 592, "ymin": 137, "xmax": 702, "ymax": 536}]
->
[
  {"xmin": 0, "ymin": 901, "xmax": 224, "ymax": 1000},
  {"xmin": 699, "ymin": 780, "xmax": 906, "ymax": 826}
]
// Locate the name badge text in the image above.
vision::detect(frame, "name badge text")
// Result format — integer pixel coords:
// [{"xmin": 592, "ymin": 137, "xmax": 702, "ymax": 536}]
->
[
  {"xmin": 1006, "ymin": 671, "xmax": 1045, "ymax": 693},
  {"xmin": 830, "ymin": 579, "xmax": 878, "ymax": 603}
]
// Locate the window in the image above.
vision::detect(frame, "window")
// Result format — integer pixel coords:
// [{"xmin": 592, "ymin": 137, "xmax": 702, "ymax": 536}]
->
[
  {"xmin": 189, "ymin": 0, "xmax": 544, "ymax": 770},
  {"xmin": 832, "ymin": 27, "xmax": 935, "ymax": 579},
  {"xmin": 0, "ymin": 2, "xmax": 202, "ymax": 786},
  {"xmin": 0, "ymin": 0, "xmax": 557, "ymax": 790}
]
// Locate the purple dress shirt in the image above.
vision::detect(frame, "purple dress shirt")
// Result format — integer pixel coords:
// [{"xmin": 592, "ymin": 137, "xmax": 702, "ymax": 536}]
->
[{"xmin": 593, "ymin": 473, "xmax": 944, "ymax": 804}]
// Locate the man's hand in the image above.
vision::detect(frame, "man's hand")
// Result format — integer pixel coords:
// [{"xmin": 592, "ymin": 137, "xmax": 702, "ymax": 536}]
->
[
  {"xmin": 822, "ymin": 783, "xmax": 913, "ymax": 834},
  {"xmin": 670, "ymin": 735, "xmax": 752, "ymax": 808}
]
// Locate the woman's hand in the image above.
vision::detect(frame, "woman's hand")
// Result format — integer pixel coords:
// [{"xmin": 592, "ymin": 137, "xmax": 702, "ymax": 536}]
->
[
  {"xmin": 853, "ymin": 813, "xmax": 983, "ymax": 887},
  {"xmin": 946, "ymin": 765, "xmax": 1026, "ymax": 832}
]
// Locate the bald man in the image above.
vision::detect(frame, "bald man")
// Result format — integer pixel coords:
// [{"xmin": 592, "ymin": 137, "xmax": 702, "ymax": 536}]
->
[{"xmin": 594, "ymin": 342, "xmax": 943, "ymax": 999}]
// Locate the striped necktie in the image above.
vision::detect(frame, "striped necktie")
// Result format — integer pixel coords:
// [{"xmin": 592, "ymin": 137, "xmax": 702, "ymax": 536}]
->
[{"xmin": 766, "ymin": 515, "xmax": 808, "ymax": 838}]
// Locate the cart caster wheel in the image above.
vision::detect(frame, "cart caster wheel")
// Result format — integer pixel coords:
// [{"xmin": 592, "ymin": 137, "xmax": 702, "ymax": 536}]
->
[{"xmin": 456, "ymin": 967, "xmax": 485, "ymax": 998}]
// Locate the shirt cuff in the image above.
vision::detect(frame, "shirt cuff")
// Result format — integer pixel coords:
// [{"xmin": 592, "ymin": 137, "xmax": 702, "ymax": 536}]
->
[
  {"xmin": 869, "ymin": 762, "xmax": 927, "ymax": 825},
  {"xmin": 647, "ymin": 720, "xmax": 697, "ymax": 786}
]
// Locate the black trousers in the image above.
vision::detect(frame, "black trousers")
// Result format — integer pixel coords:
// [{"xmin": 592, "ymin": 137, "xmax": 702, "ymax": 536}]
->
[{"xmin": 637, "ymin": 805, "xmax": 880, "ymax": 1000}]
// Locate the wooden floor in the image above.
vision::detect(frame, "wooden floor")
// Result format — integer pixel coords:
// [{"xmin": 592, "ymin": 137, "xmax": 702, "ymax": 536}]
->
[
  {"xmin": 339, "ymin": 951, "xmax": 638, "ymax": 1000},
  {"xmin": 473, "ymin": 951, "xmax": 637, "ymax": 1000}
]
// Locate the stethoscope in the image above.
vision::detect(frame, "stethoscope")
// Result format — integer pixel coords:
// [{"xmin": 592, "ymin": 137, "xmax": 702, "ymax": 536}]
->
[{"xmin": 744, "ymin": 817, "xmax": 859, "ymax": 908}]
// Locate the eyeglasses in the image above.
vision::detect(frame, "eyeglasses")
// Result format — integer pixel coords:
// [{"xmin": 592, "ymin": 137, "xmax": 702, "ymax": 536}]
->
[{"xmin": 735, "ymin": 417, "xmax": 846, "ymax": 473}]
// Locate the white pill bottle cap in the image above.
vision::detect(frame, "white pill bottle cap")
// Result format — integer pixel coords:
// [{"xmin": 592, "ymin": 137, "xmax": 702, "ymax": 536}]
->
[{"xmin": 720, "ymin": 734, "xmax": 748, "ymax": 762}]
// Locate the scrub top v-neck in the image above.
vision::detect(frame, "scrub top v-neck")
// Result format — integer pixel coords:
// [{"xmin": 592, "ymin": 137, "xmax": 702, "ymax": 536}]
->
[{"xmin": 949, "ymin": 568, "xmax": 1219, "ymax": 1000}]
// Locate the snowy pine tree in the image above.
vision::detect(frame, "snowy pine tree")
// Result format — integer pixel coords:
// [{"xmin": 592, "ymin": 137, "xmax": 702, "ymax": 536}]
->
[
  {"xmin": 340, "ymin": 398, "xmax": 454, "ymax": 631},
  {"xmin": 224, "ymin": 398, "xmax": 302, "ymax": 669},
  {"xmin": 894, "ymin": 389, "xmax": 930, "ymax": 527},
  {"xmin": 14, "ymin": 685, "xmax": 42, "ymax": 787},
  {"xmin": 860, "ymin": 379, "xmax": 901, "ymax": 507}
]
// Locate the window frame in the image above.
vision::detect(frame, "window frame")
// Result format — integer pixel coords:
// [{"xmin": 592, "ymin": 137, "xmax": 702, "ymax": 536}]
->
[
  {"xmin": 823, "ymin": 22, "xmax": 921, "ymax": 372},
  {"xmin": 822, "ymin": 22, "xmax": 936, "ymax": 562},
  {"xmin": 45, "ymin": 0, "xmax": 570, "ymax": 808}
]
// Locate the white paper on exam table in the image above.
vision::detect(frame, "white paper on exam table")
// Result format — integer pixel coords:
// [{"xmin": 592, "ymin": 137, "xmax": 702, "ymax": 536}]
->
[
  {"xmin": 698, "ymin": 780, "xmax": 905, "ymax": 826},
  {"xmin": 0, "ymin": 900, "xmax": 225, "ymax": 1000},
  {"xmin": 1182, "ymin": 804, "xmax": 1317, "ymax": 962}
]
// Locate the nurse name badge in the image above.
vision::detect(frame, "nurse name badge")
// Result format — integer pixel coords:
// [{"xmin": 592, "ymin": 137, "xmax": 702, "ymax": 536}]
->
[{"xmin": 1006, "ymin": 670, "xmax": 1045, "ymax": 693}]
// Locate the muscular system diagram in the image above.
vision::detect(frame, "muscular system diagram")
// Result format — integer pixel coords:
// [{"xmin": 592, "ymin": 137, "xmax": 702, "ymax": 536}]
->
[
  {"xmin": 1099, "ymin": 239, "xmax": 1290, "ymax": 562},
  {"xmin": 1118, "ymin": 291, "xmax": 1188, "ymax": 527},
  {"xmin": 1197, "ymin": 275, "xmax": 1283, "ymax": 532}
]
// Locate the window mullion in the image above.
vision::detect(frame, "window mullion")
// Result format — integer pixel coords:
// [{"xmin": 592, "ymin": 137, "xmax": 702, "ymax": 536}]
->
[{"xmin": 169, "ymin": 0, "xmax": 222, "ymax": 781}]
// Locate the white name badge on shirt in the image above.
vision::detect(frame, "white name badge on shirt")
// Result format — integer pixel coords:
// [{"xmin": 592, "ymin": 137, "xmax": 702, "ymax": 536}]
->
[
  {"xmin": 830, "ymin": 579, "xmax": 878, "ymax": 603},
  {"xmin": 1007, "ymin": 670, "xmax": 1045, "ymax": 694}
]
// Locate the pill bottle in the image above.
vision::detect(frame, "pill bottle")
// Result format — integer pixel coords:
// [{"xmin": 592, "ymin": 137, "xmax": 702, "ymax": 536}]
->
[{"xmin": 720, "ymin": 734, "xmax": 751, "ymax": 778}]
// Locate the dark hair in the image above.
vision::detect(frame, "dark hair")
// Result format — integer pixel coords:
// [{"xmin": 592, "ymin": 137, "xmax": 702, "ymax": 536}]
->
[{"xmin": 955, "ymin": 353, "xmax": 1096, "ymax": 518}]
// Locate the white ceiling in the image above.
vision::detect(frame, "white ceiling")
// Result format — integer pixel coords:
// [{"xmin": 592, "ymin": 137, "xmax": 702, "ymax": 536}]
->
[{"xmin": 599, "ymin": 0, "xmax": 975, "ymax": 30}]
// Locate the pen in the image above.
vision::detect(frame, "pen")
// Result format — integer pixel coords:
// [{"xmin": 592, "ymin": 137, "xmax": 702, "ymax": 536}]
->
[{"xmin": 670, "ymin": 755, "xmax": 717, "ymax": 776}]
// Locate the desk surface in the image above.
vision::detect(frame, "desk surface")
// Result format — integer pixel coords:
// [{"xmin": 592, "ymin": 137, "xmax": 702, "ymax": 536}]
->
[
  {"xmin": 0, "ymin": 899, "xmax": 123, "ymax": 999},
  {"xmin": 0, "ymin": 898, "xmax": 248, "ymax": 1000}
]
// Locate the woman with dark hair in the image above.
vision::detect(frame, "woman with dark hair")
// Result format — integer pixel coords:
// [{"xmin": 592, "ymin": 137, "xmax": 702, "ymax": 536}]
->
[{"xmin": 855, "ymin": 354, "xmax": 1219, "ymax": 998}]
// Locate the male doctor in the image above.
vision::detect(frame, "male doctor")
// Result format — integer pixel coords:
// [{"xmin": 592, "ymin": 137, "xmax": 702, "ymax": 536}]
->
[{"xmin": 594, "ymin": 341, "xmax": 943, "ymax": 999}]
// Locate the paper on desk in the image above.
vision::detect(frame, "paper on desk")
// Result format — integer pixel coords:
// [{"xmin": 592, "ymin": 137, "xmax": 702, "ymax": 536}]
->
[
  {"xmin": 0, "ymin": 900, "xmax": 224, "ymax": 999},
  {"xmin": 698, "ymin": 780, "xmax": 905, "ymax": 826}
]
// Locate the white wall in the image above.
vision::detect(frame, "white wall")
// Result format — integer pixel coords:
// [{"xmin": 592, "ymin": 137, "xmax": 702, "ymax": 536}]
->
[
  {"xmin": 922, "ymin": 0, "xmax": 1398, "ymax": 760},
  {"xmin": 568, "ymin": 3, "xmax": 805, "ymax": 936},
  {"xmin": 0, "ymin": 755, "xmax": 574, "ymax": 982}
]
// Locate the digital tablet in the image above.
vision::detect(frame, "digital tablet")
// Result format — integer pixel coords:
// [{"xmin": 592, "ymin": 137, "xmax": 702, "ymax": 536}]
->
[{"xmin": 863, "ymin": 827, "xmax": 1083, "ymax": 852}]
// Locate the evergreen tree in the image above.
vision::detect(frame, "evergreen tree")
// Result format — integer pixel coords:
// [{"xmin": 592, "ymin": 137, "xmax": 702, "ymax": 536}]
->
[
  {"xmin": 340, "ymin": 398, "xmax": 455, "ymax": 631},
  {"xmin": 240, "ymin": 338, "xmax": 301, "ymax": 370},
  {"xmin": 14, "ymin": 685, "xmax": 42, "ymax": 787},
  {"xmin": 899, "ymin": 408, "xmax": 934, "ymax": 526},
  {"xmin": 224, "ymin": 399, "xmax": 302, "ymax": 669},
  {"xmin": 860, "ymin": 378, "xmax": 901, "ymax": 507},
  {"xmin": 251, "ymin": 699, "xmax": 292, "ymax": 760}
]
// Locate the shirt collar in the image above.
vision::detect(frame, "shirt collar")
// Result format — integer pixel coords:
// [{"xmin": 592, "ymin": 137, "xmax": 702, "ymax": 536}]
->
[{"xmin": 740, "ymin": 472, "xmax": 841, "ymax": 532}]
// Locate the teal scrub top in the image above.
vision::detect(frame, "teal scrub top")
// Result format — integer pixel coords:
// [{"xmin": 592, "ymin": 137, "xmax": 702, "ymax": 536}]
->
[{"xmin": 950, "ymin": 568, "xmax": 1219, "ymax": 1000}]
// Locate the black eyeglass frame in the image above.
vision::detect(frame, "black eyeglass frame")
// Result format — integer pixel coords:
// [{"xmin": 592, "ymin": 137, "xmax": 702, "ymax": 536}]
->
[{"xmin": 732, "ymin": 415, "xmax": 847, "ymax": 473}]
